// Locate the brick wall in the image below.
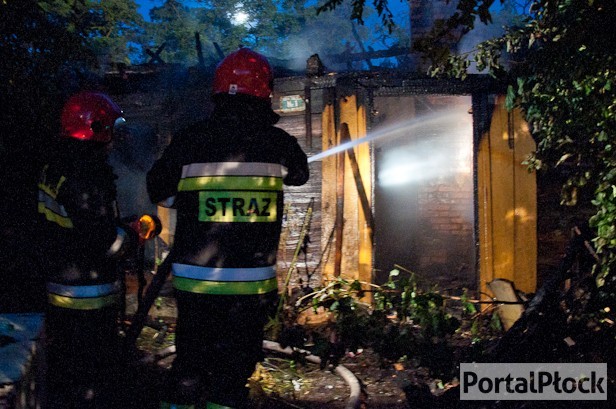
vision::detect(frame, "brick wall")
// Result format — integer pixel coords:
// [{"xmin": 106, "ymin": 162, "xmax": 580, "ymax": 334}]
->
[{"xmin": 416, "ymin": 176, "xmax": 475, "ymax": 290}]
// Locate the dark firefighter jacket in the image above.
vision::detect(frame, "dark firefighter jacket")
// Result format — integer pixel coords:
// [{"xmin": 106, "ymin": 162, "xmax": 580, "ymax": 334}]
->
[
  {"xmin": 36, "ymin": 141, "xmax": 130, "ymax": 310},
  {"xmin": 146, "ymin": 95, "xmax": 309, "ymax": 296}
]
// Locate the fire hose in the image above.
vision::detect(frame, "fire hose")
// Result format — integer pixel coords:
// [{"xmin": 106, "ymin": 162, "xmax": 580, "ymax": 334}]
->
[
  {"xmin": 138, "ymin": 341, "xmax": 362, "ymax": 409},
  {"xmin": 123, "ymin": 252, "xmax": 173, "ymax": 353},
  {"xmin": 120, "ymin": 214, "xmax": 166, "ymax": 354}
]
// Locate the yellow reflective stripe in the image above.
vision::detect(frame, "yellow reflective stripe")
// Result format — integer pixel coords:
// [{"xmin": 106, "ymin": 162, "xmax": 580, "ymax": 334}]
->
[
  {"xmin": 55, "ymin": 175, "xmax": 67, "ymax": 193},
  {"xmin": 38, "ymin": 183, "xmax": 58, "ymax": 198},
  {"xmin": 181, "ymin": 162, "xmax": 286, "ymax": 178},
  {"xmin": 37, "ymin": 176, "xmax": 67, "ymax": 197},
  {"xmin": 37, "ymin": 202, "xmax": 74, "ymax": 228},
  {"xmin": 178, "ymin": 175, "xmax": 282, "ymax": 192},
  {"xmin": 173, "ymin": 276, "xmax": 278, "ymax": 295},
  {"xmin": 198, "ymin": 191, "xmax": 277, "ymax": 223},
  {"xmin": 47, "ymin": 293, "xmax": 119, "ymax": 310},
  {"xmin": 38, "ymin": 182, "xmax": 74, "ymax": 228}
]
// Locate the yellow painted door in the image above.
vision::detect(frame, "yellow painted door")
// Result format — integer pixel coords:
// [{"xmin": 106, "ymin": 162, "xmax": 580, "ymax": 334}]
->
[{"xmin": 477, "ymin": 96, "xmax": 537, "ymax": 295}]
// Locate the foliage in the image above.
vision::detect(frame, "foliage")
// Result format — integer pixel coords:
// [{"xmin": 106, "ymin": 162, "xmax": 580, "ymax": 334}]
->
[
  {"xmin": 248, "ymin": 358, "xmax": 310, "ymax": 403},
  {"xmin": 142, "ymin": 1, "xmax": 318, "ymax": 65},
  {"xmin": 146, "ymin": 0, "xmax": 200, "ymax": 64},
  {"xmin": 316, "ymin": 0, "xmax": 396, "ymax": 33},
  {"xmin": 272, "ymin": 270, "xmax": 502, "ymax": 381},
  {"xmin": 39, "ymin": 0, "xmax": 145, "ymax": 66},
  {"xmin": 137, "ymin": 1, "xmax": 329, "ymax": 66},
  {"xmin": 0, "ymin": 1, "xmax": 99, "ymax": 169},
  {"xmin": 85, "ymin": 0, "xmax": 145, "ymax": 65},
  {"xmin": 426, "ymin": 0, "xmax": 616, "ymax": 297},
  {"xmin": 136, "ymin": 0, "xmax": 409, "ymax": 69},
  {"xmin": 317, "ymin": 0, "xmax": 509, "ymax": 36},
  {"xmin": 5, "ymin": 0, "xmax": 411, "ymax": 76}
]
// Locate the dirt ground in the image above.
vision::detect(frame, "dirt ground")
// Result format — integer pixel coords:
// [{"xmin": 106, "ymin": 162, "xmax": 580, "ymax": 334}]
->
[
  {"xmin": 127, "ymin": 285, "xmax": 411, "ymax": 409},
  {"xmin": 250, "ymin": 348, "xmax": 412, "ymax": 409},
  {"xmin": 323, "ymin": 352, "xmax": 412, "ymax": 409},
  {"xmin": 134, "ymin": 341, "xmax": 411, "ymax": 409},
  {"xmin": 125, "ymin": 272, "xmax": 615, "ymax": 409}
]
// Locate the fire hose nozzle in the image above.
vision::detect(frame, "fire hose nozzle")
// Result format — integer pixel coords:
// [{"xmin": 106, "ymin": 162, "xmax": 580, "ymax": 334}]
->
[
  {"xmin": 121, "ymin": 213, "xmax": 163, "ymax": 249},
  {"xmin": 134, "ymin": 214, "xmax": 162, "ymax": 241}
]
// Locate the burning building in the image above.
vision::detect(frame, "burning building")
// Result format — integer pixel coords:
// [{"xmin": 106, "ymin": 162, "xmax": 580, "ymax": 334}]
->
[
  {"xmin": 105, "ymin": 67, "xmax": 536, "ymax": 300},
  {"xmin": 103, "ymin": 0, "xmax": 538, "ymax": 299},
  {"xmin": 270, "ymin": 72, "xmax": 536, "ymax": 298}
]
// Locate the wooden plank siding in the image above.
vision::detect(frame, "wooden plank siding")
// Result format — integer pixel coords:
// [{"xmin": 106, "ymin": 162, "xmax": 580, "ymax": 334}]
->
[
  {"xmin": 274, "ymin": 114, "xmax": 323, "ymax": 292},
  {"xmin": 273, "ymin": 82, "xmax": 325, "ymax": 292},
  {"xmin": 477, "ymin": 96, "xmax": 537, "ymax": 296}
]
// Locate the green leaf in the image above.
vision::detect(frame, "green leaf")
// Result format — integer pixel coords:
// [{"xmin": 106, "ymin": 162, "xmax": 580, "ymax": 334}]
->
[
  {"xmin": 506, "ymin": 85, "xmax": 516, "ymax": 109},
  {"xmin": 490, "ymin": 311, "xmax": 503, "ymax": 332}
]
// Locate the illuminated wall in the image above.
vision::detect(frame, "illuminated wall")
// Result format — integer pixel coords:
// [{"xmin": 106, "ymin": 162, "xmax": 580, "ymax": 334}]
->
[{"xmin": 372, "ymin": 95, "xmax": 475, "ymax": 290}]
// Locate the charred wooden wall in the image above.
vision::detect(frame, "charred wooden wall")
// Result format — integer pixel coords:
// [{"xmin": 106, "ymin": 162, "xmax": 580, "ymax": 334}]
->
[{"xmin": 272, "ymin": 78, "xmax": 325, "ymax": 292}]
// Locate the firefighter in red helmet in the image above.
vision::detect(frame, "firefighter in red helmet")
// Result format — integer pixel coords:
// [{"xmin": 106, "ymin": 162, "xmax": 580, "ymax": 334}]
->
[
  {"xmin": 147, "ymin": 47, "xmax": 309, "ymax": 408},
  {"xmin": 37, "ymin": 90, "xmax": 136, "ymax": 408}
]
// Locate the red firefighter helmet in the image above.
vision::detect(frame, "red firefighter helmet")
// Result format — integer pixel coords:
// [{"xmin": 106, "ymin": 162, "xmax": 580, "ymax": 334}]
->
[
  {"xmin": 60, "ymin": 91, "xmax": 125, "ymax": 143},
  {"xmin": 213, "ymin": 48, "xmax": 273, "ymax": 100}
]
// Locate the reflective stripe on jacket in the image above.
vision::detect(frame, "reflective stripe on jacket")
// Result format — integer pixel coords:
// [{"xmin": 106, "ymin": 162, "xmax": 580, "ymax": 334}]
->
[
  {"xmin": 178, "ymin": 161, "xmax": 286, "ymax": 223},
  {"xmin": 37, "ymin": 166, "xmax": 73, "ymax": 228},
  {"xmin": 172, "ymin": 161, "xmax": 284, "ymax": 294}
]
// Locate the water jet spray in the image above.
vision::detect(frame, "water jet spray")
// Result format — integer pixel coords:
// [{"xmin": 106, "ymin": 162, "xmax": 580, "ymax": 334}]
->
[{"xmin": 307, "ymin": 109, "xmax": 467, "ymax": 163}]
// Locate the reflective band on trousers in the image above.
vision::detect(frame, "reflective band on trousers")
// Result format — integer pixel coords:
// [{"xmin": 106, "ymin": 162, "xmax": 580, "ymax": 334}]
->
[
  {"xmin": 172, "ymin": 263, "xmax": 277, "ymax": 295},
  {"xmin": 47, "ymin": 281, "xmax": 120, "ymax": 310}
]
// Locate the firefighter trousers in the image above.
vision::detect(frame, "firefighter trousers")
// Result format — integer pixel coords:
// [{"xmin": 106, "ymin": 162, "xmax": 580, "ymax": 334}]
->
[
  {"xmin": 44, "ymin": 304, "xmax": 121, "ymax": 409},
  {"xmin": 161, "ymin": 290, "xmax": 278, "ymax": 408}
]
